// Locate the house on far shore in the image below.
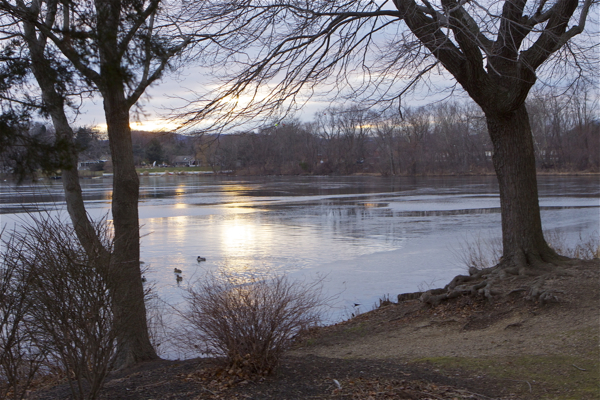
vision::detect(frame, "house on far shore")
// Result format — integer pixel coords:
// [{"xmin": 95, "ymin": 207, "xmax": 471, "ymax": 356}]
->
[
  {"xmin": 78, "ymin": 160, "xmax": 107, "ymax": 171},
  {"xmin": 172, "ymin": 156, "xmax": 197, "ymax": 167}
]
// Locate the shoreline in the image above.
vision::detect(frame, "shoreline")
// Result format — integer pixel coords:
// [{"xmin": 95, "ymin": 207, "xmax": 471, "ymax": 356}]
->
[
  {"xmin": 1, "ymin": 170, "xmax": 598, "ymax": 182},
  {"xmin": 28, "ymin": 259, "xmax": 600, "ymax": 400}
]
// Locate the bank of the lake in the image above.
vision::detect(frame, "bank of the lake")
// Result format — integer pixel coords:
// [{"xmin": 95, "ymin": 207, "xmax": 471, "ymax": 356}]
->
[{"xmin": 29, "ymin": 258, "xmax": 599, "ymax": 400}]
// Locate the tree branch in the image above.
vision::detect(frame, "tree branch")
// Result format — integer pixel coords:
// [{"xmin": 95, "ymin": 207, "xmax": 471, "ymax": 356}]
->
[
  {"xmin": 520, "ymin": 0, "xmax": 580, "ymax": 71},
  {"xmin": 395, "ymin": 0, "xmax": 470, "ymax": 86},
  {"xmin": 117, "ymin": 0, "xmax": 160, "ymax": 59},
  {"xmin": 126, "ymin": 37, "xmax": 192, "ymax": 107}
]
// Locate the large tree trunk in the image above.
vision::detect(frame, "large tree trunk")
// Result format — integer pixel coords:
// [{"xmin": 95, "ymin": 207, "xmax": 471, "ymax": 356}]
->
[
  {"xmin": 94, "ymin": 0, "xmax": 157, "ymax": 368},
  {"xmin": 485, "ymin": 104, "xmax": 565, "ymax": 272},
  {"xmin": 422, "ymin": 104, "xmax": 571, "ymax": 306},
  {"xmin": 103, "ymin": 90, "xmax": 157, "ymax": 367}
]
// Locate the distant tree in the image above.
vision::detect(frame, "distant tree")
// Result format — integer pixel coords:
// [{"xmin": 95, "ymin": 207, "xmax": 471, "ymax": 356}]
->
[
  {"xmin": 528, "ymin": 88, "xmax": 599, "ymax": 171},
  {"xmin": 431, "ymin": 102, "xmax": 491, "ymax": 173},
  {"xmin": 145, "ymin": 138, "xmax": 164, "ymax": 164},
  {"xmin": 74, "ymin": 127, "xmax": 94, "ymax": 154},
  {"xmin": 75, "ymin": 127, "xmax": 108, "ymax": 161}
]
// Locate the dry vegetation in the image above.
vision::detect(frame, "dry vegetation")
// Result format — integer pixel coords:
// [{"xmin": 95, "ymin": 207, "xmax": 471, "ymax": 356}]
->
[
  {"xmin": 1, "ymin": 214, "xmax": 116, "ymax": 400},
  {"xmin": 452, "ymin": 230, "xmax": 599, "ymax": 271},
  {"xmin": 179, "ymin": 271, "xmax": 327, "ymax": 377}
]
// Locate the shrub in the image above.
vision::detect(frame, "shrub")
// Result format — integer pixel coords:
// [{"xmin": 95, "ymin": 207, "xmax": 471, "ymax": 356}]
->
[
  {"xmin": 145, "ymin": 291, "xmax": 170, "ymax": 357},
  {"xmin": 2, "ymin": 213, "xmax": 116, "ymax": 400},
  {"xmin": 183, "ymin": 271, "xmax": 326, "ymax": 376},
  {"xmin": 544, "ymin": 230, "xmax": 599, "ymax": 260},
  {"xmin": 0, "ymin": 229, "xmax": 46, "ymax": 400},
  {"xmin": 452, "ymin": 232, "xmax": 502, "ymax": 270}
]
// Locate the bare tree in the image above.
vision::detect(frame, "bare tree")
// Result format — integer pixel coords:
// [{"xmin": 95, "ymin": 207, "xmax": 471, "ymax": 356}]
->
[
  {"xmin": 528, "ymin": 87, "xmax": 599, "ymax": 171},
  {"xmin": 182, "ymin": 0, "xmax": 597, "ymax": 298},
  {"xmin": 432, "ymin": 101, "xmax": 491, "ymax": 173},
  {"xmin": 312, "ymin": 106, "xmax": 375, "ymax": 174},
  {"xmin": 374, "ymin": 111, "xmax": 401, "ymax": 176},
  {"xmin": 399, "ymin": 106, "xmax": 432, "ymax": 175}
]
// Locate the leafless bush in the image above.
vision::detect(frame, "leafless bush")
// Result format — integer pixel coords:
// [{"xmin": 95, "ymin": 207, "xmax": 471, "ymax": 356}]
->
[
  {"xmin": 544, "ymin": 230, "xmax": 600, "ymax": 260},
  {"xmin": 182, "ymin": 270, "xmax": 326, "ymax": 376},
  {"xmin": 373, "ymin": 294, "xmax": 394, "ymax": 310},
  {"xmin": 145, "ymin": 291, "xmax": 170, "ymax": 358},
  {"xmin": 452, "ymin": 232, "xmax": 503, "ymax": 270},
  {"xmin": 6, "ymin": 213, "xmax": 116, "ymax": 400},
  {"xmin": 0, "ymin": 229, "xmax": 46, "ymax": 400}
]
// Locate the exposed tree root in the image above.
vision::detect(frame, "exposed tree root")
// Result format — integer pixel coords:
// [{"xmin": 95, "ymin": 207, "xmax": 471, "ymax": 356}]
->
[{"xmin": 420, "ymin": 254, "xmax": 575, "ymax": 307}]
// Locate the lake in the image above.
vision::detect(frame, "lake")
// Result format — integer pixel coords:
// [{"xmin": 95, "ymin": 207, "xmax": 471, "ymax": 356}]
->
[{"xmin": 1, "ymin": 174, "xmax": 598, "ymax": 324}]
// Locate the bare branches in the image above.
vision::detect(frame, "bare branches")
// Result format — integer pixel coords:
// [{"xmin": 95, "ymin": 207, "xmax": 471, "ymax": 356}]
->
[
  {"xmin": 181, "ymin": 270, "xmax": 328, "ymax": 376},
  {"xmin": 126, "ymin": 36, "xmax": 193, "ymax": 108},
  {"xmin": 520, "ymin": 0, "xmax": 580, "ymax": 71},
  {"xmin": 0, "ymin": 0, "xmax": 193, "ymax": 104},
  {"xmin": 1, "ymin": 214, "xmax": 117, "ymax": 400},
  {"xmin": 0, "ymin": 230, "xmax": 46, "ymax": 400},
  {"xmin": 175, "ymin": 0, "xmax": 595, "ymax": 130}
]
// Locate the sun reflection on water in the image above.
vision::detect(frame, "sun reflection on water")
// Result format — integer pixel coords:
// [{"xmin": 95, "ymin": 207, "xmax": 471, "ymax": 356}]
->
[{"xmin": 218, "ymin": 215, "xmax": 275, "ymax": 276}]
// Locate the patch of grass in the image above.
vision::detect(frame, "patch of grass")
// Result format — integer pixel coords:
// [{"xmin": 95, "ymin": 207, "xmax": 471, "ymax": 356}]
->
[
  {"xmin": 545, "ymin": 230, "xmax": 600, "ymax": 260},
  {"xmin": 413, "ymin": 355, "xmax": 599, "ymax": 399},
  {"xmin": 138, "ymin": 166, "xmax": 215, "ymax": 173},
  {"xmin": 77, "ymin": 170, "xmax": 104, "ymax": 178},
  {"xmin": 372, "ymin": 294, "xmax": 394, "ymax": 310},
  {"xmin": 342, "ymin": 323, "xmax": 368, "ymax": 337}
]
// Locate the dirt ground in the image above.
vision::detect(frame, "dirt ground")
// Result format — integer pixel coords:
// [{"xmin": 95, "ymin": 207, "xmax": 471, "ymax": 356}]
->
[{"xmin": 28, "ymin": 259, "xmax": 599, "ymax": 399}]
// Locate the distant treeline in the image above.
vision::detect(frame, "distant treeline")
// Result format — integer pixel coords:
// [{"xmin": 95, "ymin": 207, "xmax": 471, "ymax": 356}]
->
[{"xmin": 78, "ymin": 93, "xmax": 599, "ymax": 176}]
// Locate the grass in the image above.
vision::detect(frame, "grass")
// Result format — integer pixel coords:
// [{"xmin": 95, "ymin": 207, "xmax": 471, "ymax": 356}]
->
[
  {"xmin": 77, "ymin": 170, "xmax": 104, "ymax": 178},
  {"xmin": 413, "ymin": 354, "xmax": 599, "ymax": 399},
  {"xmin": 341, "ymin": 323, "xmax": 369, "ymax": 338},
  {"xmin": 137, "ymin": 166, "xmax": 217, "ymax": 173}
]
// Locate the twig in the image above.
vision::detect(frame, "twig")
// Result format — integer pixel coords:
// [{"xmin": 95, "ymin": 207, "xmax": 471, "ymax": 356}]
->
[
  {"xmin": 511, "ymin": 380, "xmax": 532, "ymax": 393},
  {"xmin": 572, "ymin": 364, "xmax": 587, "ymax": 371},
  {"xmin": 201, "ymin": 387, "xmax": 218, "ymax": 395},
  {"xmin": 454, "ymin": 388, "xmax": 496, "ymax": 399},
  {"xmin": 499, "ymin": 379, "xmax": 533, "ymax": 393}
]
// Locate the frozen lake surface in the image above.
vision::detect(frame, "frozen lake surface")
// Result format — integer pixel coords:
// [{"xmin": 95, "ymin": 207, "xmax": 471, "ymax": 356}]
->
[{"xmin": 1, "ymin": 175, "xmax": 598, "ymax": 324}]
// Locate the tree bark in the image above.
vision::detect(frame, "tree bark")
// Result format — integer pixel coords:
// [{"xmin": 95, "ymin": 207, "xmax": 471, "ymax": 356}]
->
[
  {"xmin": 102, "ymin": 90, "xmax": 157, "ymax": 367},
  {"xmin": 485, "ymin": 104, "xmax": 565, "ymax": 271},
  {"xmin": 93, "ymin": 0, "xmax": 157, "ymax": 367}
]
